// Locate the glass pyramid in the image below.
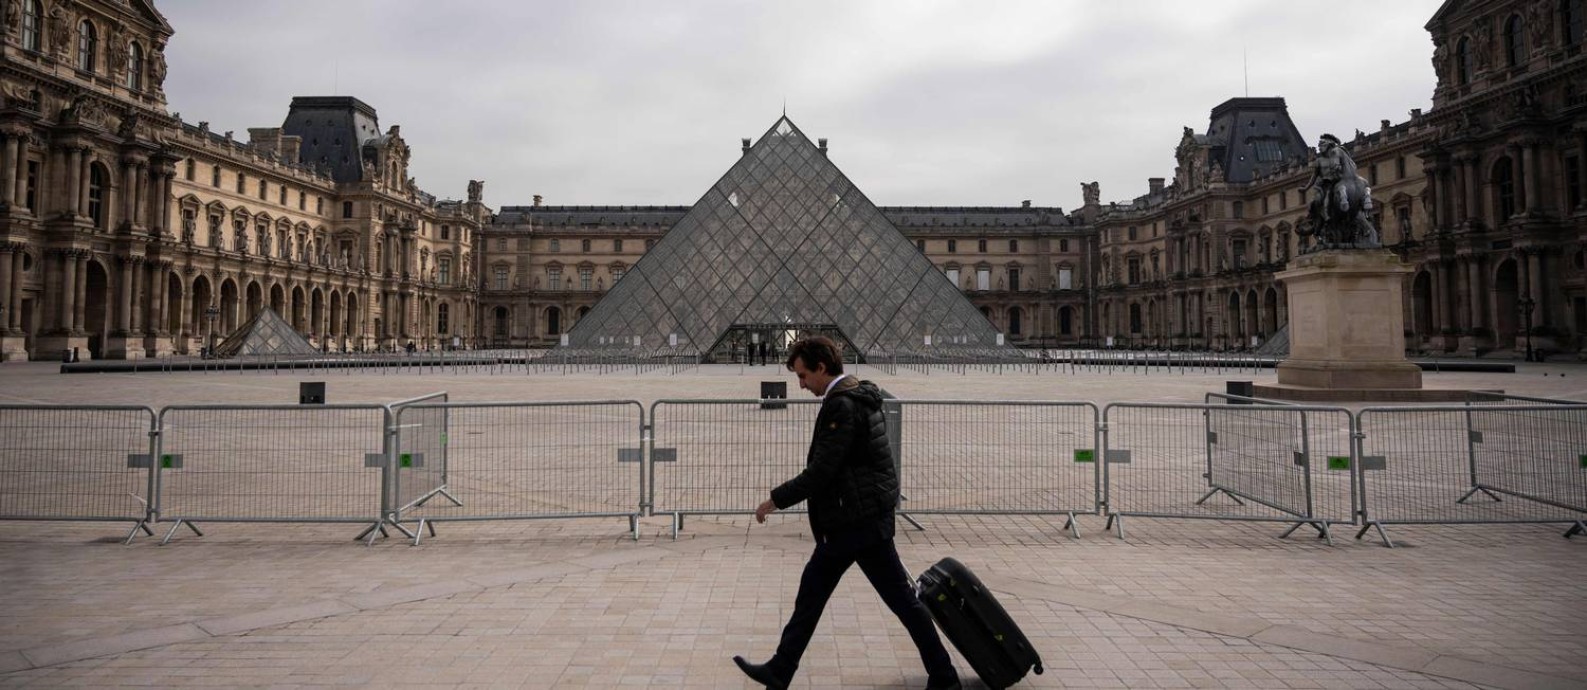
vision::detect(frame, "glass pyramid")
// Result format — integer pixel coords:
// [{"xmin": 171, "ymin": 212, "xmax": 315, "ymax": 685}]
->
[
  {"xmin": 561, "ymin": 116, "xmax": 1017, "ymax": 362},
  {"xmin": 211, "ymin": 307, "xmax": 321, "ymax": 358}
]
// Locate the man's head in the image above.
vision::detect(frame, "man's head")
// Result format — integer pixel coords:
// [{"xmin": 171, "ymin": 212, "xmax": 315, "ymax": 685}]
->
[
  {"xmin": 1318, "ymin": 133, "xmax": 1340, "ymax": 151},
  {"xmin": 785, "ymin": 336, "xmax": 845, "ymax": 396}
]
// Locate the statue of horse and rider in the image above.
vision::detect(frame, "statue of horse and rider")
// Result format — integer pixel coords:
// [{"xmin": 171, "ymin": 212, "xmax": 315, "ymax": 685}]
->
[{"xmin": 1297, "ymin": 133, "xmax": 1380, "ymax": 252}]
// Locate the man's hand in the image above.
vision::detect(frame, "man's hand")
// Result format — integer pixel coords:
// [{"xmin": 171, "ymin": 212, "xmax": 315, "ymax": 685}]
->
[{"xmin": 755, "ymin": 498, "xmax": 777, "ymax": 524}]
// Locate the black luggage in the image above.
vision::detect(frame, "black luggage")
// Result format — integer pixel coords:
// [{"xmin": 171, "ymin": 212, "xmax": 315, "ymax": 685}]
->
[{"xmin": 917, "ymin": 557, "xmax": 1043, "ymax": 689}]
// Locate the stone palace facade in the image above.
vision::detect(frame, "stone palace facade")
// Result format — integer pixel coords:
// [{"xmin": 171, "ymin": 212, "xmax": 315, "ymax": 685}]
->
[{"xmin": 2, "ymin": 0, "xmax": 1581, "ymax": 361}]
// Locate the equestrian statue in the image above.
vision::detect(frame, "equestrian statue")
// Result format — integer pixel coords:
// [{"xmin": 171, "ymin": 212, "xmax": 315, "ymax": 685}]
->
[{"xmin": 1296, "ymin": 133, "xmax": 1380, "ymax": 252}]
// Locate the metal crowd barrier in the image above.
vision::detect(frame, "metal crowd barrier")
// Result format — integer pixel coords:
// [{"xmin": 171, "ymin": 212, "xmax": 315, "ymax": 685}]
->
[
  {"xmin": 0, "ymin": 405, "xmax": 159, "ymax": 542},
  {"xmin": 1101, "ymin": 401, "xmax": 1356, "ymax": 542},
  {"xmin": 888, "ymin": 401, "xmax": 1099, "ymax": 538},
  {"xmin": 391, "ymin": 401, "xmax": 645, "ymax": 544},
  {"xmin": 649, "ymin": 399, "xmax": 823, "ymax": 536},
  {"xmin": 1355, "ymin": 404, "xmax": 1587, "ymax": 547},
  {"xmin": 154, "ymin": 404, "xmax": 392, "ymax": 544},
  {"xmin": 389, "ymin": 392, "xmax": 455, "ymax": 521}
]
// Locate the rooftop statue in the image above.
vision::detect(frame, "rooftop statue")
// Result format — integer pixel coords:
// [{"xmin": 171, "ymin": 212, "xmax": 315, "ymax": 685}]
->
[{"xmin": 1297, "ymin": 133, "xmax": 1379, "ymax": 252}]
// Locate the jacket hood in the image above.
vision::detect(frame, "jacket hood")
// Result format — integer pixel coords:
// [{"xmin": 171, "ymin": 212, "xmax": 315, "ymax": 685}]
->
[{"xmin": 834, "ymin": 379, "xmax": 887, "ymax": 410}]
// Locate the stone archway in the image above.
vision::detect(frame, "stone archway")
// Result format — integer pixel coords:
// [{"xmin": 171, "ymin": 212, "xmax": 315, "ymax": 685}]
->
[
  {"xmin": 1493, "ymin": 259, "xmax": 1520, "ymax": 346},
  {"xmin": 83, "ymin": 259, "xmax": 110, "ymax": 359}
]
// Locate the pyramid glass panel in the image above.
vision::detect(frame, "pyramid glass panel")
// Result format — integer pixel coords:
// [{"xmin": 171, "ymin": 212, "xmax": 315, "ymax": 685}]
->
[{"xmin": 559, "ymin": 116, "xmax": 1019, "ymax": 362}]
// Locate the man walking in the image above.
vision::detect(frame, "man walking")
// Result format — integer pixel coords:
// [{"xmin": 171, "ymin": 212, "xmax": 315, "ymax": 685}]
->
[{"xmin": 734, "ymin": 336, "xmax": 960, "ymax": 690}]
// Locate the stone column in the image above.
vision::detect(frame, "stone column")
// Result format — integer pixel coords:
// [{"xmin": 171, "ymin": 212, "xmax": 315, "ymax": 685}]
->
[
  {"xmin": 150, "ymin": 264, "xmax": 167, "ymax": 334},
  {"xmin": 72, "ymin": 254, "xmax": 87, "ymax": 332},
  {"xmin": 120, "ymin": 160, "xmax": 137, "ymax": 230},
  {"xmin": 134, "ymin": 162, "xmax": 149, "ymax": 230},
  {"xmin": 117, "ymin": 257, "xmax": 134, "ymax": 334},
  {"xmin": 1525, "ymin": 141, "xmax": 1543, "ymax": 215},
  {"xmin": 1465, "ymin": 256, "xmax": 1483, "ymax": 332},
  {"xmin": 64, "ymin": 148, "xmax": 82, "ymax": 217},
  {"xmin": 58, "ymin": 252, "xmax": 77, "ymax": 332},
  {"xmin": 13, "ymin": 135, "xmax": 29, "ymax": 212},
  {"xmin": 0, "ymin": 245, "xmax": 11, "ymax": 332},
  {"xmin": 1463, "ymin": 157, "xmax": 1481, "ymax": 224},
  {"xmin": 1527, "ymin": 249, "xmax": 1545, "ymax": 326},
  {"xmin": 77, "ymin": 150, "xmax": 92, "ymax": 218},
  {"xmin": 8, "ymin": 250, "xmax": 21, "ymax": 330},
  {"xmin": 1, "ymin": 134, "xmax": 17, "ymax": 209},
  {"xmin": 179, "ymin": 276, "xmax": 192, "ymax": 338}
]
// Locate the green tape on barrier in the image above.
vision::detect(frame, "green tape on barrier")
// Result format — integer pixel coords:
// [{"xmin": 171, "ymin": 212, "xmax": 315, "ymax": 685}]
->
[
  {"xmin": 1327, "ymin": 456, "xmax": 1351, "ymax": 471},
  {"xmin": 1580, "ymin": 454, "xmax": 1587, "ymax": 469},
  {"xmin": 1074, "ymin": 449, "xmax": 1095, "ymax": 463},
  {"xmin": 160, "ymin": 454, "xmax": 175, "ymax": 469},
  {"xmin": 440, "ymin": 432, "xmax": 448, "ymax": 446},
  {"xmin": 400, "ymin": 453, "xmax": 413, "ymax": 468}
]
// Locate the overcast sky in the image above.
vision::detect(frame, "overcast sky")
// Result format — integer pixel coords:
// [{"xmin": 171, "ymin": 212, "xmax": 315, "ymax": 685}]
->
[{"xmin": 158, "ymin": 0, "xmax": 1443, "ymax": 212}]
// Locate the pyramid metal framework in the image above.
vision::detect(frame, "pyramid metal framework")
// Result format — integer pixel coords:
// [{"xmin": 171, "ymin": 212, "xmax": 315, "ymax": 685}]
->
[
  {"xmin": 562, "ymin": 116, "xmax": 1015, "ymax": 360},
  {"xmin": 211, "ymin": 307, "xmax": 321, "ymax": 358}
]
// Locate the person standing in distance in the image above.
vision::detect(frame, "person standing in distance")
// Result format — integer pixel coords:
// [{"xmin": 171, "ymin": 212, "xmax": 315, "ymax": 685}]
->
[{"xmin": 734, "ymin": 336, "xmax": 960, "ymax": 690}]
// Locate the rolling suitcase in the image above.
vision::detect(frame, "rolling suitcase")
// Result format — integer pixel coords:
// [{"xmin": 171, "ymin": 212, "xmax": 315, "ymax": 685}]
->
[{"xmin": 917, "ymin": 557, "xmax": 1043, "ymax": 689}]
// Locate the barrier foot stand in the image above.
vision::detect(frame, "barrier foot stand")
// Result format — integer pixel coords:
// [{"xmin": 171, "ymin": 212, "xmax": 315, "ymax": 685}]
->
[
  {"xmin": 671, "ymin": 513, "xmax": 680, "ymax": 540},
  {"xmin": 1456, "ymin": 486, "xmax": 1502, "ymax": 504},
  {"xmin": 1353, "ymin": 522, "xmax": 1395, "ymax": 548},
  {"xmin": 437, "ymin": 488, "xmax": 463, "ymax": 507},
  {"xmin": 354, "ymin": 522, "xmax": 381, "ymax": 543},
  {"xmin": 386, "ymin": 519, "xmax": 416, "ymax": 540},
  {"xmin": 160, "ymin": 520, "xmax": 201, "ymax": 546},
  {"xmin": 122, "ymin": 520, "xmax": 154, "ymax": 545},
  {"xmin": 1196, "ymin": 487, "xmax": 1245, "ymax": 507},
  {"xmin": 1062, "ymin": 512, "xmax": 1080, "ymax": 539},
  {"xmin": 411, "ymin": 519, "xmax": 433, "ymax": 546},
  {"xmin": 629, "ymin": 515, "xmax": 639, "ymax": 542},
  {"xmin": 1564, "ymin": 521, "xmax": 1586, "ymax": 539},
  {"xmin": 1105, "ymin": 514, "xmax": 1124, "ymax": 540},
  {"xmin": 900, "ymin": 512, "xmax": 926, "ymax": 532}
]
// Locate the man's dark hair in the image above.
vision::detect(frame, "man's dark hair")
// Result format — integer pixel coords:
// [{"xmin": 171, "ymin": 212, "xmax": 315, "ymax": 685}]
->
[{"xmin": 785, "ymin": 336, "xmax": 844, "ymax": 375}]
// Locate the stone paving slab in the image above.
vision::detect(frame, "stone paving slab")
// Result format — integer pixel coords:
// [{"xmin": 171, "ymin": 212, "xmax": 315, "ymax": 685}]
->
[{"xmin": 3, "ymin": 362, "xmax": 1586, "ymax": 687}]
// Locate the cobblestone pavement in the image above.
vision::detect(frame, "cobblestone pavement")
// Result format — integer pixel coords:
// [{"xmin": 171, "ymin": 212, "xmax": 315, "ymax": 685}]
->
[{"xmin": 2, "ymin": 362, "xmax": 1585, "ymax": 688}]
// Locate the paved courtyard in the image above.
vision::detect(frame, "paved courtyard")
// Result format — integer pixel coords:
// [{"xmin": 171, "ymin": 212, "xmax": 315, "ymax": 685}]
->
[{"xmin": 2, "ymin": 361, "xmax": 1586, "ymax": 689}]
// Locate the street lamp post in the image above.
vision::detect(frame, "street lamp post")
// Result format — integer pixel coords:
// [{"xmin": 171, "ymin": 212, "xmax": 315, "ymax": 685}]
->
[
  {"xmin": 1517, "ymin": 296, "xmax": 1536, "ymax": 362},
  {"xmin": 205, "ymin": 304, "xmax": 220, "ymax": 358}
]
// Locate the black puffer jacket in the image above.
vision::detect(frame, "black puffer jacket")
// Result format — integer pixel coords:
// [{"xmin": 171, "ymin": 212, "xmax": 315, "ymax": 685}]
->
[{"xmin": 770, "ymin": 378, "xmax": 899, "ymax": 538}]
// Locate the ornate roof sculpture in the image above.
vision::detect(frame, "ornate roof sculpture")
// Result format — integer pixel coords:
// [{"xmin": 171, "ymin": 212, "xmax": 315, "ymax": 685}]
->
[{"xmin": 559, "ymin": 116, "xmax": 1017, "ymax": 362}]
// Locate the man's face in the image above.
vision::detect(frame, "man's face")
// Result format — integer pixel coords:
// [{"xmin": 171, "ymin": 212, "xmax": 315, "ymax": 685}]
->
[
  {"xmin": 791, "ymin": 358, "xmax": 833, "ymax": 397},
  {"xmin": 1318, "ymin": 138, "xmax": 1334, "ymax": 152}
]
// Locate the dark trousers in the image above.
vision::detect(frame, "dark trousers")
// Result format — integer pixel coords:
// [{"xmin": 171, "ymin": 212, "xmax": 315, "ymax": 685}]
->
[{"xmin": 769, "ymin": 520, "xmax": 956, "ymax": 680}]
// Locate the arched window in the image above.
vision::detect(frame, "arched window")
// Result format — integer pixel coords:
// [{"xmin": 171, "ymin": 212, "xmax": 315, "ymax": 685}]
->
[
  {"xmin": 77, "ymin": 20, "xmax": 96, "ymax": 73},
  {"xmin": 1129, "ymin": 303, "xmax": 1142, "ymax": 334},
  {"xmin": 1565, "ymin": 0, "xmax": 1585, "ymax": 47},
  {"xmin": 20, "ymin": 0, "xmax": 41, "ymax": 52},
  {"xmin": 1059, "ymin": 306, "xmax": 1073, "ymax": 336},
  {"xmin": 1008, "ymin": 307, "xmax": 1023, "ymax": 335},
  {"xmin": 126, "ymin": 42, "xmax": 143, "ymax": 90},
  {"xmin": 437, "ymin": 303, "xmax": 449, "ymax": 334},
  {"xmin": 1505, "ymin": 15, "xmax": 1525, "ymax": 67},
  {"xmin": 546, "ymin": 307, "xmax": 562, "ymax": 335},
  {"xmin": 1457, "ymin": 37, "xmax": 1472, "ymax": 84},
  {"xmin": 1493, "ymin": 157, "xmax": 1517, "ymax": 219},
  {"xmin": 88, "ymin": 164, "xmax": 107, "ymax": 228}
]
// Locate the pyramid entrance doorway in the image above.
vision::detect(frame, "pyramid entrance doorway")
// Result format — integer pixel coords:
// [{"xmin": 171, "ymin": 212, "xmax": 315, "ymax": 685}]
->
[{"xmin": 704, "ymin": 323, "xmax": 858, "ymax": 364}]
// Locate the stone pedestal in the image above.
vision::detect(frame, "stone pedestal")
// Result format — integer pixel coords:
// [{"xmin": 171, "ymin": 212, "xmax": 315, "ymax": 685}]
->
[
  {"xmin": 34, "ymin": 334, "xmax": 90, "ymax": 362},
  {"xmin": 1274, "ymin": 250, "xmax": 1422, "ymax": 390},
  {"xmin": 142, "ymin": 333, "xmax": 175, "ymax": 358},
  {"xmin": 104, "ymin": 335, "xmax": 146, "ymax": 360},
  {"xmin": 0, "ymin": 334, "xmax": 29, "ymax": 362}
]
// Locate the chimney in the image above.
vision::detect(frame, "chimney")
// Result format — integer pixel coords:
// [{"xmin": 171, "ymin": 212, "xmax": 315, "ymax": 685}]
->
[
  {"xmin": 741, "ymin": 138, "xmax": 751, "ymax": 155},
  {"xmin": 533, "ymin": 194, "xmax": 543, "ymax": 208},
  {"xmin": 1409, "ymin": 108, "xmax": 1423, "ymax": 118},
  {"xmin": 1380, "ymin": 119, "xmax": 1391, "ymax": 131},
  {"xmin": 1148, "ymin": 178, "xmax": 1165, "ymax": 195},
  {"xmin": 817, "ymin": 138, "xmax": 828, "ymax": 157},
  {"xmin": 279, "ymin": 134, "xmax": 302, "ymax": 164},
  {"xmin": 1021, "ymin": 200, "xmax": 1031, "ymax": 208}
]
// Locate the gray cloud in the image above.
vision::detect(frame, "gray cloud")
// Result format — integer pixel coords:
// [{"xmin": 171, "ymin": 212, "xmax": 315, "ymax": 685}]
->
[{"xmin": 160, "ymin": 0, "xmax": 1442, "ymax": 211}]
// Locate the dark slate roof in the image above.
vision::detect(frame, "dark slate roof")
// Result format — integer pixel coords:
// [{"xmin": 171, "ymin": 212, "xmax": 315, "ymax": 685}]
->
[
  {"xmin": 1203, "ymin": 97, "xmax": 1310, "ymax": 184},
  {"xmin": 498, "ymin": 205, "xmax": 692, "ymax": 227},
  {"xmin": 879, "ymin": 206, "xmax": 1072, "ymax": 228},
  {"xmin": 494, "ymin": 204, "xmax": 1075, "ymax": 229},
  {"xmin": 281, "ymin": 97, "xmax": 383, "ymax": 184}
]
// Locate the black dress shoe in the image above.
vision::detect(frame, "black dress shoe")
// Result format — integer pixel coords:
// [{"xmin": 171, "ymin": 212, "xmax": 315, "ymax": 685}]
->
[
  {"xmin": 732, "ymin": 655, "xmax": 791, "ymax": 690},
  {"xmin": 924, "ymin": 676, "xmax": 962, "ymax": 690}
]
